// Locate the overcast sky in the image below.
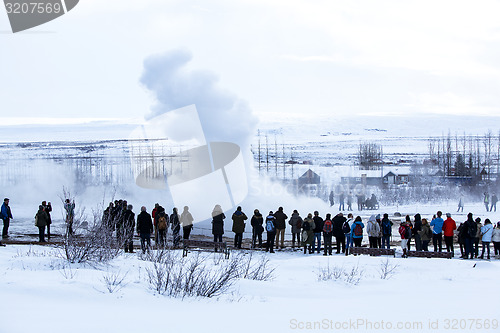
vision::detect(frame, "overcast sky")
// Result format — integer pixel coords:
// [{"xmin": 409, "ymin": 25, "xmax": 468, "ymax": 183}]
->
[{"xmin": 1, "ymin": 0, "xmax": 500, "ymax": 121}]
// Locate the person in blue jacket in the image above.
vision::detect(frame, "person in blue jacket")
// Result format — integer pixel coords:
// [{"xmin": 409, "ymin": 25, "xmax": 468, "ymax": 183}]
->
[
  {"xmin": 430, "ymin": 211, "xmax": 444, "ymax": 252},
  {"xmin": 1, "ymin": 198, "xmax": 13, "ymax": 239},
  {"xmin": 350, "ymin": 216, "xmax": 365, "ymax": 247}
]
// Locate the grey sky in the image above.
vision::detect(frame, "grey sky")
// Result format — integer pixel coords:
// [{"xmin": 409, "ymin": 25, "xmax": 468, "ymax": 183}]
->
[{"xmin": 1, "ymin": 0, "xmax": 499, "ymax": 120}]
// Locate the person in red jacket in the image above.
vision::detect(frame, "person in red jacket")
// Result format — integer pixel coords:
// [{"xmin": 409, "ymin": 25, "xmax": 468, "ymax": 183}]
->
[{"xmin": 442, "ymin": 213, "xmax": 457, "ymax": 257}]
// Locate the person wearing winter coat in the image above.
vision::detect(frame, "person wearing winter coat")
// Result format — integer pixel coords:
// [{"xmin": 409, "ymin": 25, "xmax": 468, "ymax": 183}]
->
[
  {"xmin": 490, "ymin": 194, "xmax": 498, "ymax": 212},
  {"xmin": 301, "ymin": 213, "xmax": 315, "ymax": 254},
  {"xmin": 461, "ymin": 213, "xmax": 477, "ymax": 259},
  {"xmin": 265, "ymin": 212, "xmax": 277, "ymax": 253},
  {"xmin": 366, "ymin": 215, "xmax": 380, "ymax": 248},
  {"xmin": 484, "ymin": 192, "xmax": 489, "ymax": 212},
  {"xmin": 155, "ymin": 207, "xmax": 168, "ymax": 248},
  {"xmin": 474, "ymin": 218, "xmax": 483, "ymax": 258},
  {"xmin": 329, "ymin": 191, "xmax": 334, "ymax": 207},
  {"xmin": 121, "ymin": 205, "xmax": 135, "ymax": 253},
  {"xmin": 180, "ymin": 206, "xmax": 194, "ymax": 240},
  {"xmin": 211, "ymin": 205, "xmax": 225, "ymax": 243},
  {"xmin": 492, "ymin": 222, "xmax": 500, "ymax": 259},
  {"xmin": 399, "ymin": 220, "xmax": 412, "ymax": 258},
  {"xmin": 35, "ymin": 205, "xmax": 49, "ymax": 242},
  {"xmin": 333, "ymin": 213, "xmax": 347, "ymax": 253},
  {"xmin": 64, "ymin": 198, "xmax": 75, "ymax": 236},
  {"xmin": 273, "ymin": 207, "xmax": 288, "ymax": 249},
  {"xmin": 338, "ymin": 192, "xmax": 345, "ymax": 211},
  {"xmin": 442, "ymin": 213, "xmax": 457, "ymax": 257},
  {"xmin": 41, "ymin": 201, "xmax": 52, "ymax": 240},
  {"xmin": 170, "ymin": 207, "xmax": 181, "ymax": 248},
  {"xmin": 346, "ymin": 193, "xmax": 353, "ymax": 211},
  {"xmin": 380, "ymin": 213, "xmax": 393, "ymax": 250},
  {"xmin": 322, "ymin": 213, "xmax": 333, "ymax": 256},
  {"xmin": 288, "ymin": 210, "xmax": 303, "ymax": 249},
  {"xmin": 251, "ymin": 209, "xmax": 264, "ymax": 248},
  {"xmin": 413, "ymin": 213, "xmax": 422, "ymax": 251},
  {"xmin": 231, "ymin": 206, "xmax": 247, "ymax": 249},
  {"xmin": 430, "ymin": 211, "xmax": 444, "ymax": 252},
  {"xmin": 419, "ymin": 218, "xmax": 432, "ymax": 251},
  {"xmin": 344, "ymin": 213, "xmax": 354, "ymax": 255},
  {"xmin": 312, "ymin": 211, "xmax": 324, "ymax": 253},
  {"xmin": 137, "ymin": 206, "xmax": 154, "ymax": 254},
  {"xmin": 457, "ymin": 196, "xmax": 464, "ymax": 212},
  {"xmin": 1, "ymin": 198, "xmax": 13, "ymax": 239},
  {"xmin": 350, "ymin": 216, "xmax": 364, "ymax": 247},
  {"xmin": 479, "ymin": 219, "xmax": 493, "ymax": 259}
]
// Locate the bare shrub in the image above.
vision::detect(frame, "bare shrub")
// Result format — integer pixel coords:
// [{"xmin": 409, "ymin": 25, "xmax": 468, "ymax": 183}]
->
[
  {"xmin": 60, "ymin": 264, "xmax": 77, "ymax": 280},
  {"xmin": 240, "ymin": 252, "xmax": 275, "ymax": 281},
  {"xmin": 101, "ymin": 270, "xmax": 128, "ymax": 293},
  {"xmin": 379, "ymin": 258, "xmax": 399, "ymax": 280},
  {"xmin": 317, "ymin": 261, "xmax": 364, "ymax": 285}
]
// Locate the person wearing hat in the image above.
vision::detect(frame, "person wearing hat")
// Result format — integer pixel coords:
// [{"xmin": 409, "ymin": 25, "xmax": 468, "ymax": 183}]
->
[
  {"xmin": 430, "ymin": 211, "xmax": 444, "ymax": 252},
  {"xmin": 1, "ymin": 198, "xmax": 13, "ymax": 238},
  {"xmin": 442, "ymin": 213, "xmax": 457, "ymax": 257},
  {"xmin": 251, "ymin": 209, "xmax": 264, "ymax": 248}
]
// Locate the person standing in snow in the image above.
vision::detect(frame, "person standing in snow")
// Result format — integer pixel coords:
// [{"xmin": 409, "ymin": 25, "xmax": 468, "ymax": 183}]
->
[
  {"xmin": 430, "ymin": 211, "xmax": 444, "ymax": 252},
  {"xmin": 350, "ymin": 216, "xmax": 364, "ymax": 247},
  {"xmin": 273, "ymin": 207, "xmax": 288, "ymax": 250},
  {"xmin": 404, "ymin": 215, "xmax": 413, "ymax": 251},
  {"xmin": 483, "ymin": 192, "xmax": 489, "ymax": 212},
  {"xmin": 1, "ymin": 198, "xmax": 13, "ymax": 239},
  {"xmin": 64, "ymin": 198, "xmax": 75, "ymax": 236},
  {"xmin": 344, "ymin": 213, "xmax": 353, "ymax": 255},
  {"xmin": 155, "ymin": 207, "xmax": 168, "ymax": 248},
  {"xmin": 265, "ymin": 211, "xmax": 277, "ymax": 253},
  {"xmin": 301, "ymin": 213, "xmax": 315, "ymax": 254},
  {"xmin": 413, "ymin": 213, "xmax": 422, "ymax": 251},
  {"xmin": 474, "ymin": 217, "xmax": 483, "ymax": 258},
  {"xmin": 357, "ymin": 193, "xmax": 365, "ymax": 211},
  {"xmin": 312, "ymin": 211, "xmax": 324, "ymax": 253},
  {"xmin": 399, "ymin": 219, "xmax": 412, "ymax": 258},
  {"xmin": 333, "ymin": 212, "xmax": 347, "ymax": 253},
  {"xmin": 329, "ymin": 190, "xmax": 335, "ymax": 207},
  {"xmin": 461, "ymin": 213, "xmax": 477, "ymax": 259},
  {"xmin": 180, "ymin": 206, "xmax": 194, "ymax": 240},
  {"xmin": 338, "ymin": 192, "xmax": 345, "ymax": 211},
  {"xmin": 490, "ymin": 194, "xmax": 498, "ymax": 212},
  {"xmin": 231, "ymin": 206, "xmax": 247, "ymax": 249},
  {"xmin": 442, "ymin": 213, "xmax": 457, "ymax": 257},
  {"xmin": 381, "ymin": 213, "xmax": 393, "ymax": 250},
  {"xmin": 170, "ymin": 207, "xmax": 181, "ymax": 248},
  {"xmin": 419, "ymin": 218, "xmax": 432, "ymax": 251},
  {"xmin": 211, "ymin": 205, "xmax": 225, "ymax": 243},
  {"xmin": 34, "ymin": 205, "xmax": 49, "ymax": 243},
  {"xmin": 492, "ymin": 222, "xmax": 500, "ymax": 259},
  {"xmin": 457, "ymin": 196, "xmax": 464, "ymax": 212},
  {"xmin": 322, "ymin": 213, "xmax": 333, "ymax": 256},
  {"xmin": 346, "ymin": 192, "xmax": 353, "ymax": 211},
  {"xmin": 136, "ymin": 206, "xmax": 154, "ymax": 254},
  {"xmin": 251, "ymin": 209, "xmax": 264, "ymax": 248},
  {"xmin": 366, "ymin": 214, "xmax": 380, "ymax": 248},
  {"xmin": 41, "ymin": 201, "xmax": 52, "ymax": 241},
  {"xmin": 479, "ymin": 219, "xmax": 493, "ymax": 259},
  {"xmin": 288, "ymin": 210, "xmax": 303, "ymax": 250},
  {"xmin": 122, "ymin": 204, "xmax": 135, "ymax": 253}
]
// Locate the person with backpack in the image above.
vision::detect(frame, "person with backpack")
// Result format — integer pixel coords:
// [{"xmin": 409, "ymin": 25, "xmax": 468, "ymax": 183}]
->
[
  {"xmin": 492, "ymin": 222, "xmax": 500, "ymax": 259},
  {"xmin": 265, "ymin": 211, "xmax": 277, "ymax": 253},
  {"xmin": 419, "ymin": 218, "xmax": 432, "ymax": 251},
  {"xmin": 322, "ymin": 213, "xmax": 334, "ymax": 256},
  {"xmin": 180, "ymin": 206, "xmax": 194, "ymax": 240},
  {"xmin": 399, "ymin": 219, "xmax": 412, "ymax": 258},
  {"xmin": 301, "ymin": 213, "xmax": 315, "ymax": 254},
  {"xmin": 312, "ymin": 211, "xmax": 324, "ymax": 253},
  {"xmin": 156, "ymin": 207, "xmax": 168, "ymax": 248},
  {"xmin": 211, "ymin": 205, "xmax": 225, "ymax": 243},
  {"xmin": 170, "ymin": 207, "xmax": 181, "ymax": 248},
  {"xmin": 461, "ymin": 213, "xmax": 477, "ymax": 259},
  {"xmin": 430, "ymin": 211, "xmax": 444, "ymax": 252},
  {"xmin": 333, "ymin": 212, "xmax": 347, "ymax": 254},
  {"xmin": 442, "ymin": 213, "xmax": 456, "ymax": 257},
  {"xmin": 381, "ymin": 213, "xmax": 393, "ymax": 249},
  {"xmin": 366, "ymin": 215, "xmax": 380, "ymax": 248},
  {"xmin": 479, "ymin": 219, "xmax": 493, "ymax": 259},
  {"xmin": 474, "ymin": 217, "xmax": 483, "ymax": 258},
  {"xmin": 251, "ymin": 209, "xmax": 264, "ymax": 248},
  {"xmin": 404, "ymin": 215, "xmax": 413, "ymax": 251},
  {"xmin": 35, "ymin": 205, "xmax": 49, "ymax": 243},
  {"xmin": 288, "ymin": 210, "xmax": 303, "ymax": 250},
  {"xmin": 344, "ymin": 213, "xmax": 353, "ymax": 255},
  {"xmin": 350, "ymin": 216, "xmax": 364, "ymax": 247},
  {"xmin": 232, "ymin": 206, "xmax": 248, "ymax": 249},
  {"xmin": 273, "ymin": 207, "xmax": 288, "ymax": 250},
  {"xmin": 413, "ymin": 213, "xmax": 422, "ymax": 251},
  {"xmin": 137, "ymin": 206, "xmax": 154, "ymax": 254}
]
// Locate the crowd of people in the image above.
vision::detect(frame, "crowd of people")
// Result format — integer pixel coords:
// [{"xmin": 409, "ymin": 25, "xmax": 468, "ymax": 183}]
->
[{"xmin": 2, "ymin": 197, "xmax": 500, "ymax": 260}]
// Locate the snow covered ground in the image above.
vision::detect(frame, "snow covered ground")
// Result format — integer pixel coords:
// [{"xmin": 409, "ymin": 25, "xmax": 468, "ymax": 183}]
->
[{"xmin": 1, "ymin": 241, "xmax": 499, "ymax": 333}]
